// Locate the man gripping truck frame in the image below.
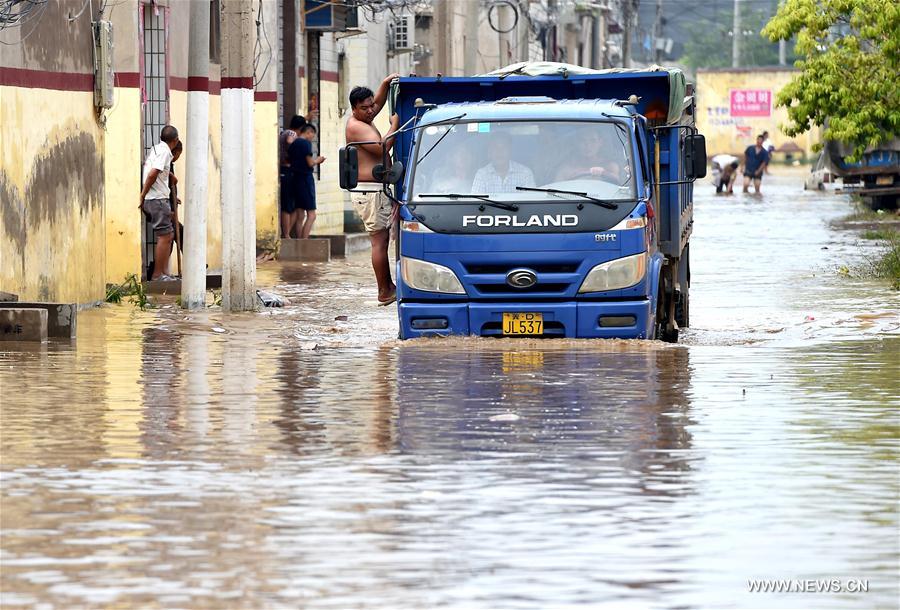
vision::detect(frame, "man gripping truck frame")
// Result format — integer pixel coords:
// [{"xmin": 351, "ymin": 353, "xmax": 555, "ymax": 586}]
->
[{"xmin": 340, "ymin": 62, "xmax": 706, "ymax": 341}]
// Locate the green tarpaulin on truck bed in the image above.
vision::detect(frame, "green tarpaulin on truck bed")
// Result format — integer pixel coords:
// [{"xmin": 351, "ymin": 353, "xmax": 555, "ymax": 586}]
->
[{"xmin": 482, "ymin": 62, "xmax": 688, "ymax": 125}]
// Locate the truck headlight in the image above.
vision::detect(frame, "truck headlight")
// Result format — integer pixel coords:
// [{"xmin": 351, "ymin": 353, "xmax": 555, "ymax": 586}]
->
[
  {"xmin": 401, "ymin": 220, "xmax": 433, "ymax": 233},
  {"xmin": 578, "ymin": 253, "xmax": 647, "ymax": 293},
  {"xmin": 401, "ymin": 257, "xmax": 465, "ymax": 294}
]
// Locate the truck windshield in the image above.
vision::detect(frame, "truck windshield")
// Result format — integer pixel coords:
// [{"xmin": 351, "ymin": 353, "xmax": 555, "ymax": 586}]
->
[{"xmin": 410, "ymin": 120, "xmax": 635, "ymax": 202}]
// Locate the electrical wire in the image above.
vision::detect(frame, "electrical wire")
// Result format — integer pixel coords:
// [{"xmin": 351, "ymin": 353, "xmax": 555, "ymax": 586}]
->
[
  {"xmin": 66, "ymin": 0, "xmax": 92, "ymax": 22},
  {"xmin": 487, "ymin": 0, "xmax": 518, "ymax": 34},
  {"xmin": 253, "ymin": 0, "xmax": 273, "ymax": 88},
  {"xmin": 0, "ymin": 0, "xmax": 48, "ymax": 44}
]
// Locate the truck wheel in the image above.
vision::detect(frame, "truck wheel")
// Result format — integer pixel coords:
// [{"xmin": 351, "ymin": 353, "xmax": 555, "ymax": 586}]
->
[
  {"xmin": 675, "ymin": 251, "xmax": 690, "ymax": 329},
  {"xmin": 655, "ymin": 277, "xmax": 679, "ymax": 343},
  {"xmin": 675, "ymin": 289, "xmax": 689, "ymax": 329}
]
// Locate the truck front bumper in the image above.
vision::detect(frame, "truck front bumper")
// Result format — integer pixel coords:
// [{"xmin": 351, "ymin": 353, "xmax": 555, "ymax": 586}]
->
[{"xmin": 399, "ymin": 300, "xmax": 653, "ymax": 339}]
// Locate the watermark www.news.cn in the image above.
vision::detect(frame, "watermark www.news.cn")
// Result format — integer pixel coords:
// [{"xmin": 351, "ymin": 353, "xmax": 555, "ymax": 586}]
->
[{"xmin": 748, "ymin": 578, "xmax": 870, "ymax": 594}]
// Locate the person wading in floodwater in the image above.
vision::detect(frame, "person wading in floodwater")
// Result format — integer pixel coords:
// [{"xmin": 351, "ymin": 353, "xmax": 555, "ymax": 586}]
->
[{"xmin": 345, "ymin": 73, "xmax": 401, "ymax": 306}]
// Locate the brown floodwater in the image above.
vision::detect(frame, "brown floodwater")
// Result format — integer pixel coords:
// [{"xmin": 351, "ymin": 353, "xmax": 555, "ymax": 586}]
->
[{"xmin": 1, "ymin": 173, "xmax": 898, "ymax": 609}]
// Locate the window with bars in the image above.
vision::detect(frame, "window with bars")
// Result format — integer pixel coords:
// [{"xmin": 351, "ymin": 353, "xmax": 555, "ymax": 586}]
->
[
  {"xmin": 307, "ymin": 31, "xmax": 321, "ymax": 180},
  {"xmin": 142, "ymin": 4, "xmax": 168, "ymax": 157},
  {"xmin": 141, "ymin": 3, "xmax": 169, "ymax": 279}
]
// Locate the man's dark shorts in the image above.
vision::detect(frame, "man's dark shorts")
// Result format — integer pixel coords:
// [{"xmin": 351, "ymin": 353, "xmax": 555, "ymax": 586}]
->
[
  {"xmin": 144, "ymin": 198, "xmax": 174, "ymax": 236},
  {"xmin": 743, "ymin": 171, "xmax": 763, "ymax": 179},
  {"xmin": 280, "ymin": 169, "xmax": 297, "ymax": 213},
  {"xmin": 294, "ymin": 172, "xmax": 317, "ymax": 211}
]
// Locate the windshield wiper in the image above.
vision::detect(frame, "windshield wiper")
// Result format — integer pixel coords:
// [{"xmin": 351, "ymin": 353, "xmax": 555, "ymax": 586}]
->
[
  {"xmin": 515, "ymin": 186, "xmax": 622, "ymax": 210},
  {"xmin": 418, "ymin": 193, "xmax": 519, "ymax": 211}
]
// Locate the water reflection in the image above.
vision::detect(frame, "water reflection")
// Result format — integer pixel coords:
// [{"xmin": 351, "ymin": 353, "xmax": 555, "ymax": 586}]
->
[{"xmin": 392, "ymin": 342, "xmax": 697, "ymax": 497}]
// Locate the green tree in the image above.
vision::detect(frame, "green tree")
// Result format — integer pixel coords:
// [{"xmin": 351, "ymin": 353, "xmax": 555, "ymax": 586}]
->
[{"xmin": 763, "ymin": 0, "xmax": 900, "ymax": 159}]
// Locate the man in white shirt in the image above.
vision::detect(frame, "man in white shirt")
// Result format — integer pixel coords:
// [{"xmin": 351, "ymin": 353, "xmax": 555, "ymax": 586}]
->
[
  {"xmin": 140, "ymin": 125, "xmax": 180, "ymax": 280},
  {"xmin": 471, "ymin": 133, "xmax": 535, "ymax": 193}
]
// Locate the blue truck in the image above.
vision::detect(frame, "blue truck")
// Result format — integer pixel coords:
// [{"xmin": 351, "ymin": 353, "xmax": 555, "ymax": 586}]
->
[
  {"xmin": 822, "ymin": 139, "xmax": 900, "ymax": 210},
  {"xmin": 340, "ymin": 63, "xmax": 706, "ymax": 341}
]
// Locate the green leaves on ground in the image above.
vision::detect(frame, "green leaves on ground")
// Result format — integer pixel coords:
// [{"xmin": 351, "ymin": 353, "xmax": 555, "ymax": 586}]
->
[
  {"xmin": 106, "ymin": 274, "xmax": 152, "ymax": 310},
  {"xmin": 762, "ymin": 0, "xmax": 900, "ymax": 160}
]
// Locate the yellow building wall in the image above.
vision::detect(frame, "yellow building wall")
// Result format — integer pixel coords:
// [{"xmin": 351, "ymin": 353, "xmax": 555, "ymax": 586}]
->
[
  {"xmin": 695, "ymin": 69, "xmax": 821, "ymax": 158},
  {"xmin": 104, "ymin": 87, "xmax": 144, "ymax": 285},
  {"xmin": 254, "ymin": 100, "xmax": 279, "ymax": 250},
  {"xmin": 0, "ymin": 86, "xmax": 107, "ymax": 303},
  {"xmin": 313, "ymin": 80, "xmax": 348, "ymax": 235},
  {"xmin": 169, "ymin": 93, "xmax": 278, "ymax": 266}
]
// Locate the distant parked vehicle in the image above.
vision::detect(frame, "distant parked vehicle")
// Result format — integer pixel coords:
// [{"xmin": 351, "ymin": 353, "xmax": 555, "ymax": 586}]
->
[
  {"xmin": 822, "ymin": 138, "xmax": 899, "ymax": 210},
  {"xmin": 804, "ymin": 152, "xmax": 833, "ymax": 191}
]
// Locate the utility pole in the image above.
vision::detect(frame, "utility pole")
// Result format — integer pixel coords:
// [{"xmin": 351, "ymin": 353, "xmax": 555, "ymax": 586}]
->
[
  {"xmin": 496, "ymin": 1, "xmax": 507, "ymax": 69},
  {"xmin": 464, "ymin": 0, "xmax": 479, "ymax": 74},
  {"xmin": 182, "ymin": 0, "xmax": 210, "ymax": 310},
  {"xmin": 732, "ymin": 0, "xmax": 741, "ymax": 68},
  {"xmin": 622, "ymin": 0, "xmax": 634, "ymax": 68},
  {"xmin": 220, "ymin": 0, "xmax": 256, "ymax": 312},
  {"xmin": 653, "ymin": 0, "xmax": 663, "ymax": 64}
]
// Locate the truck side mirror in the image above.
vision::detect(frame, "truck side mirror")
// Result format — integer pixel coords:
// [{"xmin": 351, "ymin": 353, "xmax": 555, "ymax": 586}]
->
[
  {"xmin": 339, "ymin": 146, "xmax": 359, "ymax": 190},
  {"xmin": 384, "ymin": 160, "xmax": 405, "ymax": 185},
  {"xmin": 372, "ymin": 161, "xmax": 405, "ymax": 185},
  {"xmin": 685, "ymin": 134, "xmax": 707, "ymax": 179}
]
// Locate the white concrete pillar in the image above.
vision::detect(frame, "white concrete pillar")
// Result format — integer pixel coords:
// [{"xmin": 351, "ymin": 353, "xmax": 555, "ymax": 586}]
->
[
  {"xmin": 221, "ymin": 0, "xmax": 257, "ymax": 312},
  {"xmin": 182, "ymin": 0, "xmax": 211, "ymax": 310}
]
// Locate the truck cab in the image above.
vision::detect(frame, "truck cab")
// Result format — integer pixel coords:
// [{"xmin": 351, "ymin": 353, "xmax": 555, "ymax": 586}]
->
[{"xmin": 341, "ymin": 64, "xmax": 705, "ymax": 340}]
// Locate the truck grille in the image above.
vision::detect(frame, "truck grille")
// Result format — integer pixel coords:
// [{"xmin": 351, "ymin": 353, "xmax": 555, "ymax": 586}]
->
[
  {"xmin": 474, "ymin": 283, "xmax": 569, "ymax": 294},
  {"xmin": 463, "ymin": 262, "xmax": 579, "ymax": 274}
]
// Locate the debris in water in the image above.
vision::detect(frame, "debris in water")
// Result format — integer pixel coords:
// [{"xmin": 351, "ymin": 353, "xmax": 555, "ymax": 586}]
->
[
  {"xmin": 257, "ymin": 290, "xmax": 287, "ymax": 308},
  {"xmin": 490, "ymin": 413, "xmax": 520, "ymax": 422},
  {"xmin": 212, "ymin": 327, "xmax": 226, "ymax": 334},
  {"xmin": 335, "ymin": 315, "xmax": 349, "ymax": 322},
  {"xmin": 804, "ymin": 315, "xmax": 815, "ymax": 322},
  {"xmin": 300, "ymin": 341, "xmax": 318, "ymax": 350}
]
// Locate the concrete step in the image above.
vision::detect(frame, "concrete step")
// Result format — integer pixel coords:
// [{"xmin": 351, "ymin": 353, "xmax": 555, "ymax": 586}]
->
[
  {"xmin": 317, "ymin": 233, "xmax": 370, "ymax": 257},
  {"xmin": 0, "ymin": 302, "xmax": 76, "ymax": 338},
  {"xmin": 0, "ymin": 308, "xmax": 48, "ymax": 342},
  {"xmin": 142, "ymin": 273, "xmax": 222, "ymax": 295},
  {"xmin": 0, "ymin": 291, "xmax": 18, "ymax": 302},
  {"xmin": 278, "ymin": 238, "xmax": 331, "ymax": 262}
]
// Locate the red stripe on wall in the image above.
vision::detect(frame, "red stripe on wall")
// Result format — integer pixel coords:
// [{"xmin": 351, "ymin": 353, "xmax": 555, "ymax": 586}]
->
[
  {"xmin": 187, "ymin": 76, "xmax": 209, "ymax": 91},
  {"xmin": 0, "ymin": 67, "xmax": 93, "ymax": 91},
  {"xmin": 321, "ymin": 70, "xmax": 338, "ymax": 83},
  {"xmin": 170, "ymin": 76, "xmax": 189, "ymax": 91},
  {"xmin": 221, "ymin": 76, "xmax": 254, "ymax": 89},
  {"xmin": 254, "ymin": 91, "xmax": 277, "ymax": 102},
  {"xmin": 116, "ymin": 72, "xmax": 141, "ymax": 87}
]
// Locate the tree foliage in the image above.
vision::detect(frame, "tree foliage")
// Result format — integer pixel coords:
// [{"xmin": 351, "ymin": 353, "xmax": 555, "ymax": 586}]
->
[{"xmin": 763, "ymin": 0, "xmax": 900, "ymax": 159}]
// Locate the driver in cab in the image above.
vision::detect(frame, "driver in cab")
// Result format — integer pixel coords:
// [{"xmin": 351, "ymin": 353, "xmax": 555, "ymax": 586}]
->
[
  {"xmin": 554, "ymin": 129, "xmax": 624, "ymax": 183},
  {"xmin": 471, "ymin": 132, "xmax": 535, "ymax": 193}
]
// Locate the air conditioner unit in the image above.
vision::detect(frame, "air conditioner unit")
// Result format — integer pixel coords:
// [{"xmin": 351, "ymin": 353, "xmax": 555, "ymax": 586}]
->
[
  {"xmin": 388, "ymin": 15, "xmax": 414, "ymax": 54},
  {"xmin": 93, "ymin": 20, "xmax": 114, "ymax": 109}
]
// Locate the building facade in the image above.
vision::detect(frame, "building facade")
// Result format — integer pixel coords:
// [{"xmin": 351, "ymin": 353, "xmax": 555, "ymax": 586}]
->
[
  {"xmin": 2, "ymin": 0, "xmax": 634, "ymax": 305},
  {"xmin": 696, "ymin": 67, "xmax": 821, "ymax": 158}
]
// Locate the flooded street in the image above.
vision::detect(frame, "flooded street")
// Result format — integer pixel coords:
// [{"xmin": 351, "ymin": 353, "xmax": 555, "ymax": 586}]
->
[{"xmin": 1, "ymin": 173, "xmax": 898, "ymax": 609}]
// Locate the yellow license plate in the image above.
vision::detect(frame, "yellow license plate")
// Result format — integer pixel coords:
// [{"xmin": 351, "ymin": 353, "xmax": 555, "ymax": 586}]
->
[
  {"xmin": 502, "ymin": 312, "xmax": 543, "ymax": 335},
  {"xmin": 876, "ymin": 175, "xmax": 894, "ymax": 185}
]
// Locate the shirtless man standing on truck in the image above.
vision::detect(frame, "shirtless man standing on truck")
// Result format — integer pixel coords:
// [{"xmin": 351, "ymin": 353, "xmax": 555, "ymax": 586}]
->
[{"xmin": 345, "ymin": 73, "xmax": 401, "ymax": 305}]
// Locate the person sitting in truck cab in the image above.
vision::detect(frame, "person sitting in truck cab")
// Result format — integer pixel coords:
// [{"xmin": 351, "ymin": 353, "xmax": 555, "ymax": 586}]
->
[
  {"xmin": 554, "ymin": 129, "xmax": 625, "ymax": 184},
  {"xmin": 471, "ymin": 133, "xmax": 535, "ymax": 193},
  {"xmin": 426, "ymin": 144, "xmax": 472, "ymax": 193}
]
